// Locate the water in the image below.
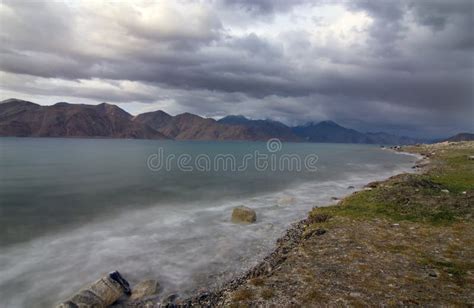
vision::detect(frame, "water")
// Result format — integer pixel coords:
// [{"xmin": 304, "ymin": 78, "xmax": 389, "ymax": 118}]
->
[{"xmin": 0, "ymin": 138, "xmax": 417, "ymax": 307}]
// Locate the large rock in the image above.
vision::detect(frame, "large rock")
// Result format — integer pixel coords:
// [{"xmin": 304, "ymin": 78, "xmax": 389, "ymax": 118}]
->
[
  {"xmin": 129, "ymin": 279, "xmax": 161, "ymax": 301},
  {"xmin": 57, "ymin": 271, "xmax": 130, "ymax": 308},
  {"xmin": 231, "ymin": 206, "xmax": 257, "ymax": 224}
]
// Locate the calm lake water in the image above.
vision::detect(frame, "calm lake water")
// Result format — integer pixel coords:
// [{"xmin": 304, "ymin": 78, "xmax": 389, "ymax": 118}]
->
[{"xmin": 0, "ymin": 138, "xmax": 417, "ymax": 307}]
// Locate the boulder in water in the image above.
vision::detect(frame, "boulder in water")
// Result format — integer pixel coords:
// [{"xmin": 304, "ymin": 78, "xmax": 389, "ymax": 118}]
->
[
  {"xmin": 57, "ymin": 271, "xmax": 130, "ymax": 308},
  {"xmin": 231, "ymin": 206, "xmax": 257, "ymax": 224}
]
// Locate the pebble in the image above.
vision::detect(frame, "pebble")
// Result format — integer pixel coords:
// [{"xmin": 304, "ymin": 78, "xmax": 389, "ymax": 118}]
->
[{"xmin": 429, "ymin": 270, "xmax": 439, "ymax": 277}]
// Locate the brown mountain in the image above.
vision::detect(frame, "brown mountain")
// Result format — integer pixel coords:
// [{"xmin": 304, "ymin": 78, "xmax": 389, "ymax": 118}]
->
[
  {"xmin": 134, "ymin": 110, "xmax": 301, "ymax": 141},
  {"xmin": 0, "ymin": 99, "xmax": 300, "ymax": 141},
  {"xmin": 0, "ymin": 98, "xmax": 426, "ymax": 143},
  {"xmin": 0, "ymin": 99, "xmax": 168, "ymax": 139},
  {"xmin": 134, "ymin": 111, "xmax": 259, "ymax": 140}
]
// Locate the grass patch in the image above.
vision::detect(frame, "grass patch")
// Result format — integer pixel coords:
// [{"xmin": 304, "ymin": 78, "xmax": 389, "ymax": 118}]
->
[
  {"xmin": 232, "ymin": 288, "xmax": 254, "ymax": 302},
  {"xmin": 302, "ymin": 288, "xmax": 329, "ymax": 303},
  {"xmin": 419, "ymin": 257, "xmax": 470, "ymax": 285},
  {"xmin": 260, "ymin": 288, "xmax": 274, "ymax": 299},
  {"xmin": 311, "ymin": 179, "xmax": 467, "ymax": 226},
  {"xmin": 249, "ymin": 277, "xmax": 265, "ymax": 286},
  {"xmin": 310, "ymin": 142, "xmax": 474, "ymax": 227}
]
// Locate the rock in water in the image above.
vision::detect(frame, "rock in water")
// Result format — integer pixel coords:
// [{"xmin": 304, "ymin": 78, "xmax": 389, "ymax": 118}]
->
[
  {"xmin": 278, "ymin": 196, "xmax": 296, "ymax": 205},
  {"xmin": 57, "ymin": 271, "xmax": 130, "ymax": 308},
  {"xmin": 129, "ymin": 279, "xmax": 161, "ymax": 301},
  {"xmin": 231, "ymin": 206, "xmax": 257, "ymax": 224}
]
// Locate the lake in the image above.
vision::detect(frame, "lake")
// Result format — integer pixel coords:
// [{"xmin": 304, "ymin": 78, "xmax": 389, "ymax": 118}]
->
[{"xmin": 0, "ymin": 138, "xmax": 417, "ymax": 307}]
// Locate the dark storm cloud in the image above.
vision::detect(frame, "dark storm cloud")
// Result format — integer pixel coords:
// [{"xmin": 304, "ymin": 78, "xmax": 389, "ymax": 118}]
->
[
  {"xmin": 0, "ymin": 0, "xmax": 473, "ymax": 137},
  {"xmin": 217, "ymin": 0, "xmax": 309, "ymax": 15}
]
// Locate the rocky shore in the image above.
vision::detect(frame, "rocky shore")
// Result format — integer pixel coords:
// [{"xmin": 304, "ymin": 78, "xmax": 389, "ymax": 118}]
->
[
  {"xmin": 64, "ymin": 141, "xmax": 474, "ymax": 307},
  {"xmin": 184, "ymin": 141, "xmax": 473, "ymax": 307}
]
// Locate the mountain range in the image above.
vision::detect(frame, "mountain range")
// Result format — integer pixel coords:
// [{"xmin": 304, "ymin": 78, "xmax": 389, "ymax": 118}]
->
[{"xmin": 0, "ymin": 98, "xmax": 459, "ymax": 145}]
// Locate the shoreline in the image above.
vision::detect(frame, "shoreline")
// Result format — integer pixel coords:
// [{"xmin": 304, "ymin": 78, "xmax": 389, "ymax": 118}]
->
[
  {"xmin": 114, "ymin": 148, "xmax": 420, "ymax": 306},
  {"xmin": 179, "ymin": 142, "xmax": 473, "ymax": 306},
  {"xmin": 181, "ymin": 148, "xmax": 428, "ymax": 306},
  {"xmin": 57, "ymin": 142, "xmax": 473, "ymax": 306}
]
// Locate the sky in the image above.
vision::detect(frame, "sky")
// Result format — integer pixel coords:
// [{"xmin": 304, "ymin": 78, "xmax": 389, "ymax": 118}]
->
[{"xmin": 0, "ymin": 0, "xmax": 473, "ymax": 137}]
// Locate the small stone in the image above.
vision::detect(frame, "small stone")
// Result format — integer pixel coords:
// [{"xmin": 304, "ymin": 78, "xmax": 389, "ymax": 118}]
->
[
  {"xmin": 392, "ymin": 223, "xmax": 400, "ymax": 227},
  {"xmin": 331, "ymin": 197, "xmax": 339, "ymax": 201},
  {"xmin": 162, "ymin": 293, "xmax": 180, "ymax": 305},
  {"xmin": 429, "ymin": 270, "xmax": 439, "ymax": 277},
  {"xmin": 304, "ymin": 228, "xmax": 326, "ymax": 239},
  {"xmin": 365, "ymin": 181, "xmax": 379, "ymax": 188},
  {"xmin": 314, "ymin": 228, "xmax": 327, "ymax": 236},
  {"xmin": 198, "ymin": 291, "xmax": 210, "ymax": 301},
  {"xmin": 231, "ymin": 206, "xmax": 257, "ymax": 224},
  {"xmin": 129, "ymin": 279, "xmax": 160, "ymax": 301},
  {"xmin": 441, "ymin": 189, "xmax": 450, "ymax": 194}
]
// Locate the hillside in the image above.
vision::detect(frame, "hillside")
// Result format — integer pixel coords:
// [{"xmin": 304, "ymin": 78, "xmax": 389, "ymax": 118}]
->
[
  {"xmin": 133, "ymin": 111, "xmax": 278, "ymax": 141},
  {"xmin": 292, "ymin": 121, "xmax": 420, "ymax": 145},
  {"xmin": 0, "ymin": 99, "xmax": 167, "ymax": 139},
  {"xmin": 218, "ymin": 115, "xmax": 301, "ymax": 141},
  {"xmin": 0, "ymin": 99, "xmax": 424, "ymax": 144},
  {"xmin": 443, "ymin": 133, "xmax": 474, "ymax": 142}
]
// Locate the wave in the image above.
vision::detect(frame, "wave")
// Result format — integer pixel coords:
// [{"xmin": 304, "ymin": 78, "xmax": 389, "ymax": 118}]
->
[{"xmin": 0, "ymin": 154, "xmax": 415, "ymax": 307}]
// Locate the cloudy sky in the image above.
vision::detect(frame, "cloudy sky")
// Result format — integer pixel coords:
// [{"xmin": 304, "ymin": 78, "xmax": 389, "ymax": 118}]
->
[{"xmin": 0, "ymin": 0, "xmax": 473, "ymax": 137}]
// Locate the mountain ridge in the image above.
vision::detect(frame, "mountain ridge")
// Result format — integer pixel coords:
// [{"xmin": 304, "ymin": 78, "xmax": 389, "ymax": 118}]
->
[
  {"xmin": 442, "ymin": 133, "xmax": 474, "ymax": 142},
  {"xmin": 0, "ymin": 99, "xmax": 434, "ymax": 144}
]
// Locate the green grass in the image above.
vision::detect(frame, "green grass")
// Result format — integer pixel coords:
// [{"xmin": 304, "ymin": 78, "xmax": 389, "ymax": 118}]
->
[
  {"xmin": 311, "ymin": 186, "xmax": 462, "ymax": 226},
  {"xmin": 418, "ymin": 257, "xmax": 470, "ymax": 285},
  {"xmin": 310, "ymin": 143, "xmax": 473, "ymax": 226},
  {"xmin": 429, "ymin": 151, "xmax": 474, "ymax": 193}
]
